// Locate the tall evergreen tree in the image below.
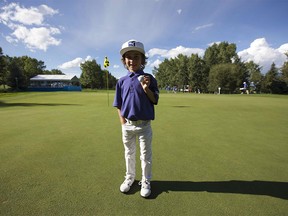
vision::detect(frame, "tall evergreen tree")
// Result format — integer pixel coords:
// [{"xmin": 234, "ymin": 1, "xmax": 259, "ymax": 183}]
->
[{"xmin": 262, "ymin": 63, "xmax": 282, "ymax": 93}]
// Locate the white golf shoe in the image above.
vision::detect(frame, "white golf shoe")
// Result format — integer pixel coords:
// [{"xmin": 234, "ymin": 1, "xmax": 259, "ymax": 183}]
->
[
  {"xmin": 120, "ymin": 178, "xmax": 134, "ymax": 193},
  {"xmin": 140, "ymin": 179, "xmax": 151, "ymax": 198}
]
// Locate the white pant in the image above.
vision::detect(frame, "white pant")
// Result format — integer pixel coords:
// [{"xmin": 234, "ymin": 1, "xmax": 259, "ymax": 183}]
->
[{"xmin": 121, "ymin": 120, "xmax": 152, "ymax": 181}]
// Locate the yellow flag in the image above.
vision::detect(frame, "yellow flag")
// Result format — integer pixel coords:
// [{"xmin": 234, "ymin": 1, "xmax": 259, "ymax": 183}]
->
[{"xmin": 104, "ymin": 56, "xmax": 110, "ymax": 68}]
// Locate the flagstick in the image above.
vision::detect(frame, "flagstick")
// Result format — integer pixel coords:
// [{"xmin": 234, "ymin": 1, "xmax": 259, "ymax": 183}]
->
[
  {"xmin": 106, "ymin": 70, "xmax": 109, "ymax": 106},
  {"xmin": 104, "ymin": 56, "xmax": 110, "ymax": 106}
]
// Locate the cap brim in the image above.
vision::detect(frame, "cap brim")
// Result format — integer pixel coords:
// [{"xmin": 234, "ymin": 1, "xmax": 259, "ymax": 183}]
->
[{"xmin": 120, "ymin": 47, "xmax": 145, "ymax": 56}]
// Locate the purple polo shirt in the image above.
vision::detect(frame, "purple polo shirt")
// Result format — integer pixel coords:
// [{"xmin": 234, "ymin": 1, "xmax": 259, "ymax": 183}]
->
[{"xmin": 113, "ymin": 70, "xmax": 159, "ymax": 121}]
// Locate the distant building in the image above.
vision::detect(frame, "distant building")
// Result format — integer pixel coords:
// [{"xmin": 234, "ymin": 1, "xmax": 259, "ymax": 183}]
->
[{"xmin": 29, "ymin": 75, "xmax": 81, "ymax": 91}]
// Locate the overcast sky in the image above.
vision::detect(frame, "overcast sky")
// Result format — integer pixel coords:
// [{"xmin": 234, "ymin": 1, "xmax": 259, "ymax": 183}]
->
[{"xmin": 1, "ymin": 0, "xmax": 288, "ymax": 78}]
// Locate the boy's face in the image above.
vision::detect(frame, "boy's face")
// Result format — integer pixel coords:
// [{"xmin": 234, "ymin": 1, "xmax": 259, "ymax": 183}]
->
[{"xmin": 124, "ymin": 51, "xmax": 142, "ymax": 72}]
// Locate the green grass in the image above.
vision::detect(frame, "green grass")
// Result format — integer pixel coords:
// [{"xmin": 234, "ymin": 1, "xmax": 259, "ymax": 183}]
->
[{"xmin": 0, "ymin": 92, "xmax": 287, "ymax": 215}]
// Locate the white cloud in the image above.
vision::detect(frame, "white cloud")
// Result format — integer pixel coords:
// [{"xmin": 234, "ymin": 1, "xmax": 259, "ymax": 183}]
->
[
  {"xmin": 148, "ymin": 59, "xmax": 162, "ymax": 68},
  {"xmin": 38, "ymin": 4, "xmax": 58, "ymax": 16},
  {"xmin": 194, "ymin": 23, "xmax": 214, "ymax": 32},
  {"xmin": 0, "ymin": 3, "xmax": 58, "ymax": 25},
  {"xmin": 238, "ymin": 38, "xmax": 288, "ymax": 72},
  {"xmin": 58, "ymin": 56, "xmax": 93, "ymax": 69},
  {"xmin": 85, "ymin": 55, "xmax": 93, "ymax": 61},
  {"xmin": 113, "ymin": 65, "xmax": 120, "ymax": 69},
  {"xmin": 148, "ymin": 46, "xmax": 204, "ymax": 59},
  {"xmin": 164, "ymin": 46, "xmax": 205, "ymax": 58},
  {"xmin": 0, "ymin": 2, "xmax": 60, "ymax": 51},
  {"xmin": 147, "ymin": 46, "xmax": 205, "ymax": 69},
  {"xmin": 177, "ymin": 9, "xmax": 182, "ymax": 15},
  {"xmin": 5, "ymin": 35, "xmax": 17, "ymax": 43},
  {"xmin": 278, "ymin": 43, "xmax": 288, "ymax": 54},
  {"xmin": 11, "ymin": 26, "xmax": 61, "ymax": 51},
  {"xmin": 147, "ymin": 48, "xmax": 169, "ymax": 58},
  {"xmin": 58, "ymin": 58, "xmax": 83, "ymax": 69},
  {"xmin": 208, "ymin": 41, "xmax": 221, "ymax": 47}
]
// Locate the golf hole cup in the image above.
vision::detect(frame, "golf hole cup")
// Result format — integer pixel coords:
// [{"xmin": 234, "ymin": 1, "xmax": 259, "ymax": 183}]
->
[{"xmin": 138, "ymin": 75, "xmax": 144, "ymax": 82}]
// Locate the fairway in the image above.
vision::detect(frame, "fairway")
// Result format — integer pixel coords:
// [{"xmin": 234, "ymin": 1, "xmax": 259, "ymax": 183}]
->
[{"xmin": 0, "ymin": 92, "xmax": 287, "ymax": 215}]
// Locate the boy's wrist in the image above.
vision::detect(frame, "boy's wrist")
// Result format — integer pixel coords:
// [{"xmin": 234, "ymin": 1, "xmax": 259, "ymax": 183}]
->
[
  {"xmin": 120, "ymin": 116, "xmax": 126, "ymax": 124},
  {"xmin": 142, "ymin": 84, "xmax": 149, "ymax": 93}
]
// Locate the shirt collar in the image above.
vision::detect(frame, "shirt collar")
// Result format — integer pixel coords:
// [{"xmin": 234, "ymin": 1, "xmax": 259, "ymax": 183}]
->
[{"xmin": 127, "ymin": 70, "xmax": 144, "ymax": 77}]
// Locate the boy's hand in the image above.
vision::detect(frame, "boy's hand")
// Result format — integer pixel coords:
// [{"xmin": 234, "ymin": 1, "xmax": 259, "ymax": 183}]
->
[
  {"xmin": 120, "ymin": 116, "xmax": 126, "ymax": 125},
  {"xmin": 141, "ymin": 76, "xmax": 150, "ymax": 92},
  {"xmin": 140, "ymin": 76, "xmax": 157, "ymax": 104},
  {"xmin": 117, "ymin": 109, "xmax": 127, "ymax": 125}
]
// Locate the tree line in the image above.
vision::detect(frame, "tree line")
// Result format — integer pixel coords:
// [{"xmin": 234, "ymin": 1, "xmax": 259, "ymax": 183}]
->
[
  {"xmin": 1, "ymin": 42, "xmax": 288, "ymax": 94},
  {"xmin": 0, "ymin": 47, "xmax": 117, "ymax": 91},
  {"xmin": 153, "ymin": 42, "xmax": 288, "ymax": 94}
]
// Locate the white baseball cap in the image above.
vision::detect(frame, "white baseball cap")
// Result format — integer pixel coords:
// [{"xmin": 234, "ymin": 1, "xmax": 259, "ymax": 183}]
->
[{"xmin": 120, "ymin": 39, "xmax": 145, "ymax": 56}]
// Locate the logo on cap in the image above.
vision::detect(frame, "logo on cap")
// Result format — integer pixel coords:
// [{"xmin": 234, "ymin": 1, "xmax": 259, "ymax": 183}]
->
[{"xmin": 128, "ymin": 41, "xmax": 136, "ymax": 47}]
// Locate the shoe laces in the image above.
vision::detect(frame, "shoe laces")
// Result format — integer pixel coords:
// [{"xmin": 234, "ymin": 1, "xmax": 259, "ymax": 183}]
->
[
  {"xmin": 124, "ymin": 178, "xmax": 134, "ymax": 186},
  {"xmin": 139, "ymin": 180, "xmax": 150, "ymax": 188}
]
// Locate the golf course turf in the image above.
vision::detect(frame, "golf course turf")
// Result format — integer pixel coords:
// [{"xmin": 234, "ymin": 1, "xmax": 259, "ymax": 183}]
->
[{"xmin": 0, "ymin": 91, "xmax": 287, "ymax": 215}]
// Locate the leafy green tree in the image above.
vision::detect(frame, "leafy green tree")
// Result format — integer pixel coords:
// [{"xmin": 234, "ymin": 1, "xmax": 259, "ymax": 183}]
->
[
  {"xmin": 6, "ymin": 57, "xmax": 25, "ymax": 90},
  {"xmin": 21, "ymin": 56, "xmax": 46, "ymax": 87},
  {"xmin": 245, "ymin": 61, "xmax": 263, "ymax": 92},
  {"xmin": 203, "ymin": 43, "xmax": 219, "ymax": 67},
  {"xmin": 0, "ymin": 47, "xmax": 8, "ymax": 89},
  {"xmin": 153, "ymin": 58, "xmax": 175, "ymax": 88},
  {"xmin": 49, "ymin": 69, "xmax": 64, "ymax": 74},
  {"xmin": 154, "ymin": 41, "xmax": 240, "ymax": 93},
  {"xmin": 188, "ymin": 54, "xmax": 209, "ymax": 92},
  {"xmin": 102, "ymin": 70, "xmax": 117, "ymax": 89},
  {"xmin": 208, "ymin": 63, "xmax": 243, "ymax": 93},
  {"xmin": 204, "ymin": 42, "xmax": 240, "ymax": 93},
  {"xmin": 279, "ymin": 53, "xmax": 288, "ymax": 93},
  {"xmin": 174, "ymin": 54, "xmax": 189, "ymax": 89},
  {"xmin": 5, "ymin": 56, "xmax": 46, "ymax": 89},
  {"xmin": 282, "ymin": 61, "xmax": 288, "ymax": 83},
  {"xmin": 80, "ymin": 59, "xmax": 103, "ymax": 89},
  {"xmin": 204, "ymin": 42, "xmax": 237, "ymax": 68}
]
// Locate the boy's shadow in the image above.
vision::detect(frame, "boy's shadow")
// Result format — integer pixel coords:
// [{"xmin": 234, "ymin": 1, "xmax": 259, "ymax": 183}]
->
[{"xmin": 127, "ymin": 180, "xmax": 288, "ymax": 200}]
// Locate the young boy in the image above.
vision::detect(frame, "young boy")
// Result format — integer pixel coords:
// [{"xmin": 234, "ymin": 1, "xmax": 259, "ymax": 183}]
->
[{"xmin": 113, "ymin": 39, "xmax": 159, "ymax": 198}]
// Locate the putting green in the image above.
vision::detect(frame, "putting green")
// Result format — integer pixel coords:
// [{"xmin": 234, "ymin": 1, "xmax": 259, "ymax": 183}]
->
[{"xmin": 0, "ymin": 92, "xmax": 287, "ymax": 215}]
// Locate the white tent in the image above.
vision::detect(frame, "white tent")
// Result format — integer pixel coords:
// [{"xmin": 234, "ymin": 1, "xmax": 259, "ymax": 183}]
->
[
  {"xmin": 30, "ymin": 75, "xmax": 79, "ymax": 81},
  {"xmin": 29, "ymin": 75, "xmax": 81, "ymax": 91}
]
